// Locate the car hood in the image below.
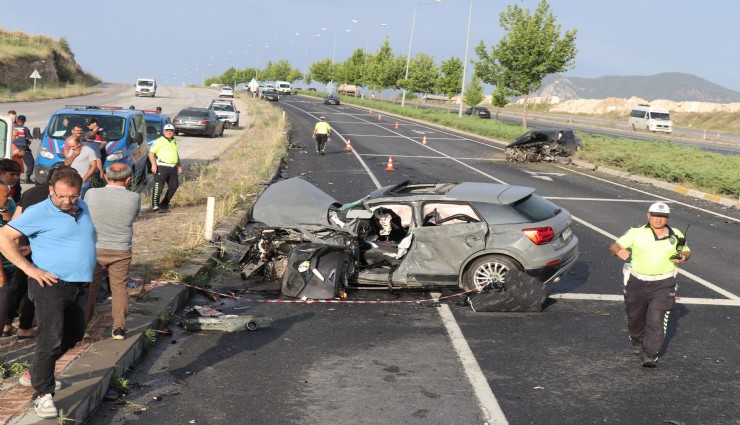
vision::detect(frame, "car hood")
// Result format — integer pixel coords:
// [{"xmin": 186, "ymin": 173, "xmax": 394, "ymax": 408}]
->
[{"xmin": 252, "ymin": 177, "xmax": 342, "ymax": 227}]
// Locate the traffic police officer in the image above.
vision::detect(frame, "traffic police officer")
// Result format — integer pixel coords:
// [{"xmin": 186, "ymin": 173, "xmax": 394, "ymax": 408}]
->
[
  {"xmin": 609, "ymin": 202, "xmax": 691, "ymax": 368},
  {"xmin": 312, "ymin": 116, "xmax": 332, "ymax": 155},
  {"xmin": 148, "ymin": 124, "xmax": 182, "ymax": 213}
]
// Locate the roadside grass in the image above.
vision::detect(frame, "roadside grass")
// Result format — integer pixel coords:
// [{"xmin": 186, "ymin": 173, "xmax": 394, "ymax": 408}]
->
[
  {"xmin": 0, "ymin": 83, "xmax": 101, "ymax": 103},
  {"xmin": 0, "ymin": 43, "xmax": 50, "ymax": 62},
  {"xmin": 296, "ymin": 90, "xmax": 740, "ymax": 197},
  {"xmin": 132, "ymin": 96, "xmax": 287, "ymax": 276},
  {"xmin": 578, "ymin": 135, "xmax": 740, "ymax": 195}
]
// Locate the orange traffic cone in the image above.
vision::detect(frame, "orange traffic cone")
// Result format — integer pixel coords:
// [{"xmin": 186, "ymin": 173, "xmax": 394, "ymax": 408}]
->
[
  {"xmin": 385, "ymin": 156, "xmax": 395, "ymax": 171},
  {"xmin": 378, "ymin": 115, "xmax": 382, "ymax": 121},
  {"xmin": 345, "ymin": 139, "xmax": 352, "ymax": 151},
  {"xmin": 394, "ymin": 121, "xmax": 399, "ymax": 129},
  {"xmin": 422, "ymin": 135, "xmax": 427, "ymax": 145},
  {"xmin": 369, "ymin": 110, "xmax": 373, "ymax": 115}
]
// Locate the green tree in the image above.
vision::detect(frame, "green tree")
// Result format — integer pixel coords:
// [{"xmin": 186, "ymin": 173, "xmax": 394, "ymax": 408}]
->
[
  {"xmin": 474, "ymin": 0, "xmax": 577, "ymax": 129},
  {"xmin": 339, "ymin": 49, "xmax": 366, "ymax": 88},
  {"xmin": 368, "ymin": 38, "xmax": 399, "ymax": 101},
  {"xmin": 490, "ymin": 85, "xmax": 510, "ymax": 119},
  {"xmin": 437, "ymin": 56, "xmax": 464, "ymax": 112},
  {"xmin": 310, "ymin": 58, "xmax": 334, "ymax": 86},
  {"xmin": 287, "ymin": 69, "xmax": 303, "ymax": 84},
  {"xmin": 404, "ymin": 52, "xmax": 438, "ymax": 103},
  {"xmin": 463, "ymin": 73, "xmax": 484, "ymax": 108}
]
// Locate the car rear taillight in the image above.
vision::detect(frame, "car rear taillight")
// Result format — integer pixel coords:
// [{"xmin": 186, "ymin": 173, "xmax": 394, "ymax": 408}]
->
[
  {"xmin": 523, "ymin": 227, "xmax": 555, "ymax": 245},
  {"xmin": 200, "ymin": 120, "xmax": 210, "ymax": 125},
  {"xmin": 173, "ymin": 118, "xmax": 181, "ymax": 123}
]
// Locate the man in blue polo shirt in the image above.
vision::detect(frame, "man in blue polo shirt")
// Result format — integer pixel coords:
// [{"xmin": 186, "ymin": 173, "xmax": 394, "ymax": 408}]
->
[{"xmin": 0, "ymin": 168, "xmax": 95, "ymax": 419}]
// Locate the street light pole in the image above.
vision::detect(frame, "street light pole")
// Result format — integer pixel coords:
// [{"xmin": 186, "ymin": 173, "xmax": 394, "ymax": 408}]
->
[
  {"xmin": 401, "ymin": 0, "xmax": 442, "ymax": 107},
  {"xmin": 458, "ymin": 0, "xmax": 473, "ymax": 118}
]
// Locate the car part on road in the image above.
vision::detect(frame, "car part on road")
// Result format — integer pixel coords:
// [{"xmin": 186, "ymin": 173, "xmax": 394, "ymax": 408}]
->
[
  {"xmin": 506, "ymin": 130, "xmax": 583, "ymax": 162},
  {"xmin": 468, "ymin": 269, "xmax": 551, "ymax": 312},
  {"xmin": 180, "ymin": 306, "xmax": 273, "ymax": 332}
]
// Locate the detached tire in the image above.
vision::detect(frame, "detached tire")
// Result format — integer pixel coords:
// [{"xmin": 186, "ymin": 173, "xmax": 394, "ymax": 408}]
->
[{"xmin": 469, "ymin": 269, "xmax": 550, "ymax": 313}]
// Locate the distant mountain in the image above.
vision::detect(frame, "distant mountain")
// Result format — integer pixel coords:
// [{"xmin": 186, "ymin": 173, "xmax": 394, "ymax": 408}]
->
[{"xmin": 534, "ymin": 73, "xmax": 740, "ymax": 103}]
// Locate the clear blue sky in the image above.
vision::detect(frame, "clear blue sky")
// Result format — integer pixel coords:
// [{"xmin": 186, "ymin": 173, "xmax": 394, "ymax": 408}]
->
[{"xmin": 3, "ymin": 0, "xmax": 739, "ymax": 93}]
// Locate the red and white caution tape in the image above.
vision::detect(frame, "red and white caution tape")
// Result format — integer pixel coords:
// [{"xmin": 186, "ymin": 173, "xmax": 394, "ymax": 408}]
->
[{"xmin": 129, "ymin": 277, "xmax": 483, "ymax": 305}]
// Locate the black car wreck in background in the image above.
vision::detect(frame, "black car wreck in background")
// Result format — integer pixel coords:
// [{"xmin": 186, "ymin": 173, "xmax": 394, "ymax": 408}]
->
[
  {"xmin": 234, "ymin": 177, "xmax": 579, "ymax": 312},
  {"xmin": 506, "ymin": 129, "xmax": 583, "ymax": 163}
]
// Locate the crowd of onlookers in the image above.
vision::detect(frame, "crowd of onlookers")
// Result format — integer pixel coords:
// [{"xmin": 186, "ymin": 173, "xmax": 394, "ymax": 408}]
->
[{"xmin": 0, "ymin": 110, "xmax": 142, "ymax": 418}]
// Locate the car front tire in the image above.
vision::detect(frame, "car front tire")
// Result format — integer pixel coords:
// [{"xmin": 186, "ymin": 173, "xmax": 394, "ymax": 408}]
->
[{"xmin": 462, "ymin": 254, "xmax": 521, "ymax": 291}]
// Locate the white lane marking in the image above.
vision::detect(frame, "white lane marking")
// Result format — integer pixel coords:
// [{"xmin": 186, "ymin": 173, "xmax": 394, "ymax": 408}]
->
[
  {"xmin": 523, "ymin": 171, "xmax": 566, "ymax": 176},
  {"xmin": 360, "ymin": 154, "xmax": 504, "ymax": 161},
  {"xmin": 554, "ymin": 165, "xmax": 740, "ymax": 224},
  {"xmin": 435, "ymin": 297, "xmax": 510, "ymax": 424},
  {"xmin": 550, "ymin": 293, "xmax": 740, "ymax": 306}
]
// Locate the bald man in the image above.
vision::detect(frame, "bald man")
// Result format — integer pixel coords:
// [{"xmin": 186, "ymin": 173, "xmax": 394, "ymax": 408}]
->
[{"xmin": 83, "ymin": 163, "xmax": 141, "ymax": 340}]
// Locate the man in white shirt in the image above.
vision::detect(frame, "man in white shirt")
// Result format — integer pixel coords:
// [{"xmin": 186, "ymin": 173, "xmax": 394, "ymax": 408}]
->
[{"xmin": 63, "ymin": 125, "xmax": 97, "ymax": 197}]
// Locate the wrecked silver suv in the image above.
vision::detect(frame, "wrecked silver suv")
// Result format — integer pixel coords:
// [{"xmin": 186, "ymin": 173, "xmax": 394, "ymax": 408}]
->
[{"xmin": 238, "ymin": 177, "xmax": 579, "ymax": 306}]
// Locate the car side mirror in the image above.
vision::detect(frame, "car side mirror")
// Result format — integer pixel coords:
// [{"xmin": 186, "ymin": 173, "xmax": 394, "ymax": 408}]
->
[{"xmin": 33, "ymin": 127, "xmax": 42, "ymax": 139}]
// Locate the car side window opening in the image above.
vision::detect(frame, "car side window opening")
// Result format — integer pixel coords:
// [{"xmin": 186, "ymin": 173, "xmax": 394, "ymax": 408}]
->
[
  {"xmin": 368, "ymin": 205, "xmax": 412, "ymax": 244},
  {"xmin": 422, "ymin": 203, "xmax": 481, "ymax": 226}
]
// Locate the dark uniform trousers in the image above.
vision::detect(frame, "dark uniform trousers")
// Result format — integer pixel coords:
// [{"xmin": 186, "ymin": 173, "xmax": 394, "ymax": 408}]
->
[
  {"xmin": 315, "ymin": 133, "xmax": 328, "ymax": 152},
  {"xmin": 624, "ymin": 275, "xmax": 676, "ymax": 358},
  {"xmin": 152, "ymin": 164, "xmax": 179, "ymax": 209}
]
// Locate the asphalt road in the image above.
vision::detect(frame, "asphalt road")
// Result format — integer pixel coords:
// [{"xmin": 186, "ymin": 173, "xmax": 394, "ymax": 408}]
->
[{"xmin": 85, "ymin": 93, "xmax": 739, "ymax": 425}]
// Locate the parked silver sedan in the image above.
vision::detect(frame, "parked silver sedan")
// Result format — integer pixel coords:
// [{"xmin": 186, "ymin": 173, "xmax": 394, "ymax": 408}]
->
[{"xmin": 172, "ymin": 107, "xmax": 224, "ymax": 137}]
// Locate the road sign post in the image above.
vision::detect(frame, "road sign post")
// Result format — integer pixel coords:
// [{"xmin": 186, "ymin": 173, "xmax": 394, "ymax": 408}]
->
[{"xmin": 29, "ymin": 69, "xmax": 41, "ymax": 92}]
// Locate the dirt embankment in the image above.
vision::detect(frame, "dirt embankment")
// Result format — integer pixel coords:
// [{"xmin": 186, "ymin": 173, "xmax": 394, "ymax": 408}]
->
[{"xmin": 0, "ymin": 29, "xmax": 98, "ymax": 90}]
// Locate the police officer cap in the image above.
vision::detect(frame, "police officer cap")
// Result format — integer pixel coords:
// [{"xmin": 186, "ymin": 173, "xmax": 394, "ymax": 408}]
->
[
  {"xmin": 17, "ymin": 115, "xmax": 26, "ymax": 122},
  {"xmin": 319, "ymin": 116, "xmax": 326, "ymax": 120},
  {"xmin": 163, "ymin": 124, "xmax": 175, "ymax": 130},
  {"xmin": 648, "ymin": 202, "xmax": 670, "ymax": 217}
]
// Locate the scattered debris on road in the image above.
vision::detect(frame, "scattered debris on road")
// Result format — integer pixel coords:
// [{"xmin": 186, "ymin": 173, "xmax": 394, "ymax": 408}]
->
[
  {"xmin": 180, "ymin": 306, "xmax": 273, "ymax": 332},
  {"xmin": 506, "ymin": 130, "xmax": 582, "ymax": 163}
]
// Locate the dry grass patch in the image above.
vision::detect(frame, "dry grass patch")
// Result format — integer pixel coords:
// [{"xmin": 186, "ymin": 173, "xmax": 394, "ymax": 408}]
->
[
  {"xmin": 132, "ymin": 98, "xmax": 287, "ymax": 276},
  {"xmin": 0, "ymin": 84, "xmax": 101, "ymax": 103}
]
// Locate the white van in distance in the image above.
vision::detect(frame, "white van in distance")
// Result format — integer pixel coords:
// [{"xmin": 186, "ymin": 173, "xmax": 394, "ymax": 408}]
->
[
  {"xmin": 275, "ymin": 81, "xmax": 292, "ymax": 95},
  {"xmin": 135, "ymin": 78, "xmax": 157, "ymax": 97},
  {"xmin": 628, "ymin": 104, "xmax": 672, "ymax": 133}
]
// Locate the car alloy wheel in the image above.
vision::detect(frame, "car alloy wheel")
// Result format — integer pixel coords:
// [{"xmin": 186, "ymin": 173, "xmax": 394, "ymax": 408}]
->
[{"xmin": 463, "ymin": 254, "xmax": 520, "ymax": 291}]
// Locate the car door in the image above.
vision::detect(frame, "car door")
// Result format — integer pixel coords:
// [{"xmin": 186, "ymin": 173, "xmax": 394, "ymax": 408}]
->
[{"xmin": 392, "ymin": 202, "xmax": 487, "ymax": 287}]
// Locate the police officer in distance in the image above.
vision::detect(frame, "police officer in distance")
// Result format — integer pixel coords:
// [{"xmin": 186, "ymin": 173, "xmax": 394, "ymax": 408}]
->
[
  {"xmin": 609, "ymin": 202, "xmax": 691, "ymax": 368},
  {"xmin": 148, "ymin": 124, "xmax": 182, "ymax": 213},
  {"xmin": 312, "ymin": 116, "xmax": 332, "ymax": 155}
]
